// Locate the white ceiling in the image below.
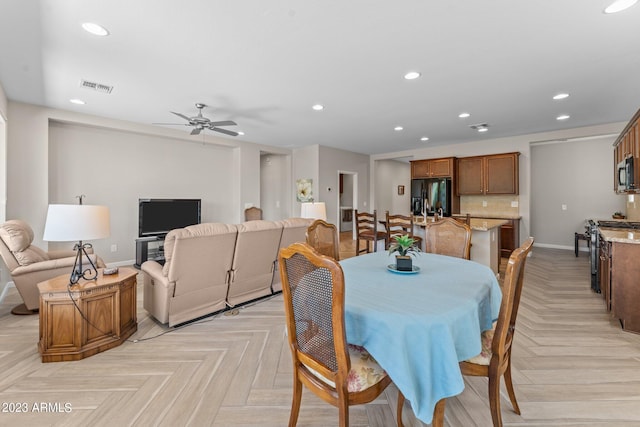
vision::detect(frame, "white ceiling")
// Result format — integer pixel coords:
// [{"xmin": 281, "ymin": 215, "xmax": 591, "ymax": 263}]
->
[{"xmin": 1, "ymin": 1, "xmax": 639, "ymax": 155}]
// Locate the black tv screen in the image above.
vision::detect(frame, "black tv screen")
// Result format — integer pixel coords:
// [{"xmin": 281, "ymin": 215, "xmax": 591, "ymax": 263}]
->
[{"xmin": 138, "ymin": 199, "xmax": 201, "ymax": 237}]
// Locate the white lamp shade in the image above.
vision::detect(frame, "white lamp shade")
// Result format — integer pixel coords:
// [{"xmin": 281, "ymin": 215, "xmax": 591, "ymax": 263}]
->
[
  {"xmin": 301, "ymin": 202, "xmax": 327, "ymax": 221},
  {"xmin": 43, "ymin": 204, "xmax": 110, "ymax": 241}
]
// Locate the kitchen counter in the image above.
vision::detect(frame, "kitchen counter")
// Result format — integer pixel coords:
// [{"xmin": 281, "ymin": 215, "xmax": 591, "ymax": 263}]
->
[
  {"xmin": 413, "ymin": 217, "xmax": 505, "ymax": 275},
  {"xmin": 599, "ymin": 229, "xmax": 640, "ymax": 244},
  {"xmin": 452, "ymin": 213, "xmax": 522, "ymax": 220}
]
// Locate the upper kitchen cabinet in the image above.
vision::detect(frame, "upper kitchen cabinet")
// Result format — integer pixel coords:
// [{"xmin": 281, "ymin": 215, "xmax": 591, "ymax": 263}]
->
[
  {"xmin": 613, "ymin": 108, "xmax": 640, "ymax": 194},
  {"xmin": 411, "ymin": 157, "xmax": 455, "ymax": 178},
  {"xmin": 457, "ymin": 152, "xmax": 520, "ymax": 195}
]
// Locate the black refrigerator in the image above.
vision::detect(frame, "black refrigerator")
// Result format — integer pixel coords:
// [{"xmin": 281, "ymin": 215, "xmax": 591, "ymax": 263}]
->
[{"xmin": 411, "ymin": 178, "xmax": 452, "ymax": 216}]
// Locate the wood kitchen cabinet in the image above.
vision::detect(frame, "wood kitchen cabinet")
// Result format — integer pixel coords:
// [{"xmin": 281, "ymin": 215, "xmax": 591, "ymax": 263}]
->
[
  {"xmin": 600, "ymin": 241, "xmax": 640, "ymax": 333},
  {"xmin": 613, "ymin": 107, "xmax": 640, "ymax": 193},
  {"xmin": 457, "ymin": 152, "xmax": 520, "ymax": 195},
  {"xmin": 500, "ymin": 219, "xmax": 520, "ymax": 258},
  {"xmin": 411, "ymin": 157, "xmax": 455, "ymax": 179}
]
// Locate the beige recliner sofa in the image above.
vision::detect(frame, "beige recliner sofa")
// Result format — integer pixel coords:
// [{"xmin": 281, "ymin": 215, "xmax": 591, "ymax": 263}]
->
[
  {"xmin": 142, "ymin": 218, "xmax": 313, "ymax": 327},
  {"xmin": 0, "ymin": 219, "xmax": 106, "ymax": 315}
]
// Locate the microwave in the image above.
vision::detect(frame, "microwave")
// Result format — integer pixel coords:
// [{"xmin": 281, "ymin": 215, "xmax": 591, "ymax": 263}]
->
[{"xmin": 617, "ymin": 156, "xmax": 635, "ymax": 192}]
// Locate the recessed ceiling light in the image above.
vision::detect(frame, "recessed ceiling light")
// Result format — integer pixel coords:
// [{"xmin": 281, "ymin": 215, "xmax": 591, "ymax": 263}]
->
[
  {"xmin": 394, "ymin": 126, "xmax": 403, "ymax": 131},
  {"xmin": 458, "ymin": 112, "xmax": 470, "ymax": 118},
  {"xmin": 404, "ymin": 71, "xmax": 421, "ymax": 80},
  {"xmin": 553, "ymin": 93, "xmax": 569, "ymax": 100},
  {"xmin": 312, "ymin": 104, "xmax": 324, "ymax": 111},
  {"xmin": 69, "ymin": 98, "xmax": 86, "ymax": 105},
  {"xmin": 604, "ymin": 0, "xmax": 638, "ymax": 13},
  {"xmin": 420, "ymin": 137, "xmax": 429, "ymax": 142},
  {"xmin": 477, "ymin": 127, "xmax": 489, "ymax": 133},
  {"xmin": 557, "ymin": 114, "xmax": 571, "ymax": 121},
  {"xmin": 82, "ymin": 22, "xmax": 110, "ymax": 36}
]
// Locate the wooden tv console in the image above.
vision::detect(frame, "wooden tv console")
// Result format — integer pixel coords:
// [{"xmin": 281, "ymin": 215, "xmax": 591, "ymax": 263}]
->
[{"xmin": 37, "ymin": 268, "xmax": 137, "ymax": 363}]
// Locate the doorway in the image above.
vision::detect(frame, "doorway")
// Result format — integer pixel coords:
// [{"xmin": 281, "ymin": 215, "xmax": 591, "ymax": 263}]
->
[{"xmin": 338, "ymin": 171, "xmax": 357, "ymax": 234}]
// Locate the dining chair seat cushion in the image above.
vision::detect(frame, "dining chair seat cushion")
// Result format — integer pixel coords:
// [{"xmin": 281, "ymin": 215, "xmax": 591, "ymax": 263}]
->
[
  {"xmin": 304, "ymin": 343, "xmax": 388, "ymax": 392},
  {"xmin": 465, "ymin": 321, "xmax": 497, "ymax": 366}
]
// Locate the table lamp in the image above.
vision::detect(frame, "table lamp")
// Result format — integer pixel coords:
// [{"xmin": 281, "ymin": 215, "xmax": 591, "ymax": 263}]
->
[
  {"xmin": 43, "ymin": 204, "xmax": 110, "ymax": 284},
  {"xmin": 301, "ymin": 201, "xmax": 327, "ymax": 221}
]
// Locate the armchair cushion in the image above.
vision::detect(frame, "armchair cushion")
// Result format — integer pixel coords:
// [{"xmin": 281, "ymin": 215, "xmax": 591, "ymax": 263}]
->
[
  {"xmin": 14, "ymin": 245, "xmax": 49, "ymax": 266},
  {"xmin": 0, "ymin": 220, "xmax": 51, "ymax": 266},
  {"xmin": 0, "ymin": 220, "xmax": 33, "ymax": 252}
]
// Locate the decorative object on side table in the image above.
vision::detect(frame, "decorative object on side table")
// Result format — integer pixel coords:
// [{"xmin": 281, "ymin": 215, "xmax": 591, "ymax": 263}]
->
[
  {"xmin": 613, "ymin": 211, "xmax": 626, "ymax": 219},
  {"xmin": 388, "ymin": 234, "xmax": 421, "ymax": 272}
]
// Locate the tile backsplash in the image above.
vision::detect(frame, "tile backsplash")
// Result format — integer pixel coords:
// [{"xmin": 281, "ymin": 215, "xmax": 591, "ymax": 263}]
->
[
  {"xmin": 626, "ymin": 195, "xmax": 640, "ymax": 221},
  {"xmin": 460, "ymin": 195, "xmax": 520, "ymax": 218}
]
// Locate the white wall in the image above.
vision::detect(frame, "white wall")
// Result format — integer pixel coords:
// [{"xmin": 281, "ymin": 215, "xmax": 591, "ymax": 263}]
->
[
  {"xmin": 531, "ymin": 136, "xmax": 625, "ymax": 249},
  {"xmin": 260, "ymin": 153, "xmax": 291, "ymax": 220},
  {"xmin": 0, "ymin": 82, "xmax": 6, "ymax": 222},
  {"xmin": 372, "ymin": 122, "xmax": 626, "ymax": 248},
  {"xmin": 319, "ymin": 146, "xmax": 369, "ymax": 227},
  {"xmin": 374, "ymin": 159, "xmax": 411, "ymax": 216},
  {"xmin": 5, "ymin": 101, "xmax": 293, "ymax": 263},
  {"xmin": 48, "ymin": 121, "xmax": 237, "ymax": 262},
  {"xmin": 292, "ymin": 145, "xmax": 319, "ymax": 217}
]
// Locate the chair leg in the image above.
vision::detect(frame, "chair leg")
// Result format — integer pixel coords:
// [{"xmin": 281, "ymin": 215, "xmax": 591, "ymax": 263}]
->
[
  {"xmin": 397, "ymin": 391, "xmax": 405, "ymax": 427},
  {"xmin": 488, "ymin": 374, "xmax": 503, "ymax": 427},
  {"xmin": 504, "ymin": 359, "xmax": 521, "ymax": 415},
  {"xmin": 432, "ymin": 398, "xmax": 446, "ymax": 427},
  {"xmin": 356, "ymin": 238, "xmax": 361, "ymax": 256},
  {"xmin": 288, "ymin": 377, "xmax": 303, "ymax": 427},
  {"xmin": 338, "ymin": 398, "xmax": 349, "ymax": 427}
]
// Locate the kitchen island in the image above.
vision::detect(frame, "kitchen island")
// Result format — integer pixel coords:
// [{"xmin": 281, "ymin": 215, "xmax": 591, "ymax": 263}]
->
[{"xmin": 414, "ymin": 217, "xmax": 507, "ymax": 275}]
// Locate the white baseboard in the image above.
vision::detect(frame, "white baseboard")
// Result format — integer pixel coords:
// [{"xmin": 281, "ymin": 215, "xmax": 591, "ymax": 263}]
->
[{"xmin": 533, "ymin": 242, "xmax": 587, "ymax": 252}]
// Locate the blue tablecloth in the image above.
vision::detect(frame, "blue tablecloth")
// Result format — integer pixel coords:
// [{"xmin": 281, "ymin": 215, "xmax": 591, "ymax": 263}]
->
[{"xmin": 340, "ymin": 251, "xmax": 501, "ymax": 424}]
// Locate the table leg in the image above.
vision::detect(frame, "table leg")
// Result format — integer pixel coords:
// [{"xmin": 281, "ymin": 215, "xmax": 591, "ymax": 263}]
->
[{"xmin": 432, "ymin": 398, "xmax": 446, "ymax": 427}]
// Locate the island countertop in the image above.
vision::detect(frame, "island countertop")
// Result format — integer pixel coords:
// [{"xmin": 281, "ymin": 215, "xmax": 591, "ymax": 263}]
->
[
  {"xmin": 599, "ymin": 229, "xmax": 640, "ymax": 244},
  {"xmin": 413, "ymin": 217, "xmax": 507, "ymax": 231}
]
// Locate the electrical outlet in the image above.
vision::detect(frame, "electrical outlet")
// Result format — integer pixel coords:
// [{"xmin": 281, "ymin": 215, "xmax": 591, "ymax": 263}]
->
[
  {"xmin": 511, "ymin": 201, "xmax": 518, "ymax": 208},
  {"xmin": 561, "ymin": 204, "xmax": 567, "ymax": 211},
  {"xmin": 482, "ymin": 200, "xmax": 487, "ymax": 207},
  {"xmin": 110, "ymin": 244, "xmax": 117, "ymax": 252}
]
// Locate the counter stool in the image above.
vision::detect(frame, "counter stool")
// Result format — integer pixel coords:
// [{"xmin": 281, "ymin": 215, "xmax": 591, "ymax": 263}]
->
[{"xmin": 574, "ymin": 232, "xmax": 589, "ymax": 257}]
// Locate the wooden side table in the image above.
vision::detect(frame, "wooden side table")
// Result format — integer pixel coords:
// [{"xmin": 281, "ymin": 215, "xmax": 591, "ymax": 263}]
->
[{"xmin": 37, "ymin": 268, "xmax": 138, "ymax": 363}]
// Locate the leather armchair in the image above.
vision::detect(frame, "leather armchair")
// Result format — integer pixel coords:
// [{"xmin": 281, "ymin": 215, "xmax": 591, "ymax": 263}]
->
[{"xmin": 0, "ymin": 220, "xmax": 105, "ymax": 314}]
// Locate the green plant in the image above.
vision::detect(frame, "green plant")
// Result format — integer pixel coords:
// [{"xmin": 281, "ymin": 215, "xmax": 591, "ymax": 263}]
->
[{"xmin": 388, "ymin": 234, "xmax": 421, "ymax": 257}]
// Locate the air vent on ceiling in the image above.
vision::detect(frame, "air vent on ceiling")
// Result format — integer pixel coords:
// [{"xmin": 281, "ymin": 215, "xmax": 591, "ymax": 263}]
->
[
  {"xmin": 469, "ymin": 123, "xmax": 489, "ymax": 130},
  {"xmin": 79, "ymin": 79, "xmax": 113, "ymax": 94}
]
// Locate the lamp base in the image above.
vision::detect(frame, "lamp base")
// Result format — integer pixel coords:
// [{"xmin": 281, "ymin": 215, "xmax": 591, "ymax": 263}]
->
[{"xmin": 69, "ymin": 242, "xmax": 99, "ymax": 285}]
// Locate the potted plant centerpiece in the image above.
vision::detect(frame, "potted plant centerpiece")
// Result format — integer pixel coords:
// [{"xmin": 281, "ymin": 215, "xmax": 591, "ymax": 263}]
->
[{"xmin": 388, "ymin": 234, "xmax": 421, "ymax": 271}]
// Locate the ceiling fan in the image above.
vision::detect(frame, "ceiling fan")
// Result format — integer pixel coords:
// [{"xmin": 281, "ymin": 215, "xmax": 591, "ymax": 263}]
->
[{"xmin": 154, "ymin": 103, "xmax": 239, "ymax": 136}]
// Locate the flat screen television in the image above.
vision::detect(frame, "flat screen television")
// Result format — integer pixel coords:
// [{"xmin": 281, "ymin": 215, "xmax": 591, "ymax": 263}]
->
[{"xmin": 138, "ymin": 199, "xmax": 201, "ymax": 237}]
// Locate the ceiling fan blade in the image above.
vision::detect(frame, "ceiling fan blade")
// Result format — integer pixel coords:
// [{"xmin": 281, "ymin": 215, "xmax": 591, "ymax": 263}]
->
[
  {"xmin": 171, "ymin": 111, "xmax": 192, "ymax": 121},
  {"xmin": 211, "ymin": 127, "xmax": 239, "ymax": 137},
  {"xmin": 209, "ymin": 120, "xmax": 237, "ymax": 127},
  {"xmin": 190, "ymin": 127, "xmax": 202, "ymax": 135}
]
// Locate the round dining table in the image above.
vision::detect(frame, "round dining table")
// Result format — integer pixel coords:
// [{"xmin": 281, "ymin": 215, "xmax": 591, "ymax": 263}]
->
[{"xmin": 340, "ymin": 251, "xmax": 501, "ymax": 424}]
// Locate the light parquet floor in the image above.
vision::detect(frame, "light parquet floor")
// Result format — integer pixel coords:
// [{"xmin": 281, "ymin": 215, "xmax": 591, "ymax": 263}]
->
[{"xmin": 2, "ymin": 242, "xmax": 640, "ymax": 426}]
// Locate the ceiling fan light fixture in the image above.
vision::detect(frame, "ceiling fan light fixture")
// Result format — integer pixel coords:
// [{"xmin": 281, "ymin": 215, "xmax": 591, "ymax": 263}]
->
[
  {"xmin": 82, "ymin": 22, "xmax": 110, "ymax": 36},
  {"xmin": 604, "ymin": 0, "xmax": 638, "ymax": 13},
  {"xmin": 469, "ymin": 123, "xmax": 489, "ymax": 132},
  {"xmin": 404, "ymin": 71, "xmax": 421, "ymax": 80},
  {"xmin": 477, "ymin": 127, "xmax": 489, "ymax": 133}
]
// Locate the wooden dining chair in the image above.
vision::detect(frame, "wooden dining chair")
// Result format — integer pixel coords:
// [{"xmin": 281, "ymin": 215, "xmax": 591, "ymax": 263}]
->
[
  {"xmin": 459, "ymin": 237, "xmax": 534, "ymax": 427},
  {"xmin": 354, "ymin": 210, "xmax": 387, "ymax": 255},
  {"xmin": 306, "ymin": 219, "xmax": 340, "ymax": 260},
  {"xmin": 244, "ymin": 206, "xmax": 263, "ymax": 221},
  {"xmin": 278, "ymin": 242, "xmax": 395, "ymax": 427},
  {"xmin": 384, "ymin": 211, "xmax": 422, "ymax": 250},
  {"xmin": 424, "ymin": 217, "xmax": 472, "ymax": 260}
]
